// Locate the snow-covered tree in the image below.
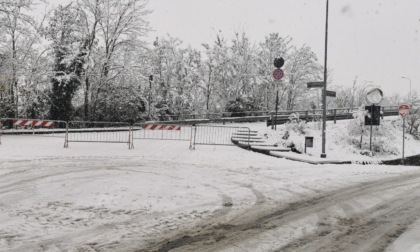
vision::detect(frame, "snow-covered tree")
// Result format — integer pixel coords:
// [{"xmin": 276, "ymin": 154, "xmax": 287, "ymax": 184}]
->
[
  {"xmin": 284, "ymin": 45, "xmax": 323, "ymax": 110},
  {"xmin": 257, "ymin": 33, "xmax": 292, "ymax": 110},
  {"xmin": 0, "ymin": 0, "xmax": 39, "ymax": 117},
  {"xmin": 47, "ymin": 3, "xmax": 85, "ymax": 121}
]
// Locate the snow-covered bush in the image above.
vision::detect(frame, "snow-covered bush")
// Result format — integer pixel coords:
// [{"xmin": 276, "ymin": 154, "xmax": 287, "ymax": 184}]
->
[
  {"xmin": 348, "ymin": 106, "xmax": 367, "ymax": 136},
  {"xmin": 285, "ymin": 113, "xmax": 307, "ymax": 134},
  {"xmin": 225, "ymin": 96, "xmax": 261, "ymax": 117}
]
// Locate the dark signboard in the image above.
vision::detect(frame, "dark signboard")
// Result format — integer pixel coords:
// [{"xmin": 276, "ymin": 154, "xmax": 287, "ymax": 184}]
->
[{"xmin": 365, "ymin": 105, "xmax": 381, "ymax": 125}]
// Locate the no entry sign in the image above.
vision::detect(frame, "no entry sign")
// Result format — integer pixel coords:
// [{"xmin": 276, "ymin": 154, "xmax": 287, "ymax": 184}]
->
[
  {"xmin": 272, "ymin": 68, "xmax": 284, "ymax": 80},
  {"xmin": 399, "ymin": 104, "xmax": 410, "ymax": 117}
]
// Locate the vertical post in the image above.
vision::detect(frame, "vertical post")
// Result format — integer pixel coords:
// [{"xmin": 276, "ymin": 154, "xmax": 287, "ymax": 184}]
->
[
  {"xmin": 275, "ymin": 90, "xmax": 279, "ymax": 130},
  {"xmin": 321, "ymin": 0, "xmax": 329, "ymax": 158},
  {"xmin": 193, "ymin": 125, "xmax": 197, "ymax": 150},
  {"xmin": 128, "ymin": 126, "xmax": 133, "ymax": 149},
  {"xmin": 64, "ymin": 122, "xmax": 69, "ymax": 148},
  {"xmin": 148, "ymin": 75, "xmax": 153, "ymax": 120},
  {"xmin": 270, "ymin": 112, "xmax": 274, "ymax": 129},
  {"xmin": 333, "ymin": 109, "xmax": 336, "ymax": 124},
  {"xmin": 370, "ymin": 104, "xmax": 373, "ymax": 152},
  {"xmin": 402, "ymin": 116, "xmax": 405, "ymax": 165},
  {"xmin": 0, "ymin": 121, "xmax": 3, "ymax": 145}
]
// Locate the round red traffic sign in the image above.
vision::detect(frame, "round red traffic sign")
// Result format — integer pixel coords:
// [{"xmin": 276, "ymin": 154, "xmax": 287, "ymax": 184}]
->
[
  {"xmin": 399, "ymin": 104, "xmax": 410, "ymax": 117},
  {"xmin": 272, "ymin": 68, "xmax": 284, "ymax": 80}
]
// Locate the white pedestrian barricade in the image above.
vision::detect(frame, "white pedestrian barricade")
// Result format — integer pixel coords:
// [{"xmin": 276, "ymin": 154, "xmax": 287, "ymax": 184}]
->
[
  {"xmin": 0, "ymin": 118, "xmax": 67, "ymax": 145},
  {"xmin": 65, "ymin": 121, "xmax": 132, "ymax": 149}
]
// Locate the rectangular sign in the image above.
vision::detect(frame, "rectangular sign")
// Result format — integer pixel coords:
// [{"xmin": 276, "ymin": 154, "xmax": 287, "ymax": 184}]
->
[
  {"xmin": 322, "ymin": 90, "xmax": 336, "ymax": 97},
  {"xmin": 307, "ymin": 82, "xmax": 324, "ymax": 88},
  {"xmin": 364, "ymin": 105, "xmax": 381, "ymax": 125}
]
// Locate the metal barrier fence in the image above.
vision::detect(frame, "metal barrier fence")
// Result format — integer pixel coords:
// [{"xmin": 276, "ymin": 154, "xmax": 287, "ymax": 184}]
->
[
  {"xmin": 191, "ymin": 125, "xmax": 252, "ymax": 149},
  {"xmin": 1, "ymin": 119, "xmax": 253, "ymax": 150},
  {"xmin": 132, "ymin": 122, "xmax": 193, "ymax": 141},
  {"xmin": 131, "ymin": 123, "xmax": 252, "ymax": 149},
  {"xmin": 0, "ymin": 118, "xmax": 68, "ymax": 145},
  {"xmin": 65, "ymin": 121, "xmax": 132, "ymax": 149}
]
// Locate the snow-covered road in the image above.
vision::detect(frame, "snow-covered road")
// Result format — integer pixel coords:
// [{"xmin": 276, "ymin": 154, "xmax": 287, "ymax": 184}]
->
[{"xmin": 1, "ymin": 133, "xmax": 420, "ymax": 251}]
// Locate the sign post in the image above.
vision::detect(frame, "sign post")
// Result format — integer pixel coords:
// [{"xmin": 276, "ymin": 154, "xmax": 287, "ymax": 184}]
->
[
  {"xmin": 365, "ymin": 88, "xmax": 384, "ymax": 152},
  {"xmin": 399, "ymin": 104, "xmax": 410, "ymax": 165},
  {"xmin": 272, "ymin": 58, "xmax": 285, "ymax": 130}
]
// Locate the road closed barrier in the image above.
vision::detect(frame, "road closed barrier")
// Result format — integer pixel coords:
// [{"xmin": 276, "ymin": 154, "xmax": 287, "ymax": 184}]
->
[
  {"xmin": 0, "ymin": 118, "xmax": 67, "ymax": 145},
  {"xmin": 143, "ymin": 124, "xmax": 181, "ymax": 131},
  {"xmin": 12, "ymin": 119, "xmax": 55, "ymax": 127},
  {"xmin": 132, "ymin": 123, "xmax": 192, "ymax": 144}
]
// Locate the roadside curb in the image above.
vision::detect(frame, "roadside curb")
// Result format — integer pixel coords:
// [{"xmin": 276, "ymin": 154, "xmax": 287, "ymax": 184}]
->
[
  {"xmin": 232, "ymin": 129, "xmax": 420, "ymax": 166},
  {"xmin": 268, "ymin": 151, "xmax": 352, "ymax": 165}
]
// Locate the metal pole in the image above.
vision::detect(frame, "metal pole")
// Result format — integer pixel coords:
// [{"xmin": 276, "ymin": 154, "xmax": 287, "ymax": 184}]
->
[
  {"xmin": 321, "ymin": 0, "xmax": 329, "ymax": 158},
  {"xmin": 275, "ymin": 90, "xmax": 279, "ymax": 130},
  {"xmin": 370, "ymin": 105, "xmax": 373, "ymax": 151},
  {"xmin": 148, "ymin": 75, "xmax": 153, "ymax": 119},
  {"xmin": 402, "ymin": 116, "xmax": 405, "ymax": 165}
]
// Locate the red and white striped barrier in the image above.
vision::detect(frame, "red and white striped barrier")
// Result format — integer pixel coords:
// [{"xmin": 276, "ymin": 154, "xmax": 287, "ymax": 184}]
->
[
  {"xmin": 13, "ymin": 119, "xmax": 55, "ymax": 127},
  {"xmin": 143, "ymin": 124, "xmax": 181, "ymax": 130}
]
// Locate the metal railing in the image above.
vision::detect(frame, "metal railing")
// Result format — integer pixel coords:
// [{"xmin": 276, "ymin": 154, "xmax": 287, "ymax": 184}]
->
[
  {"xmin": 65, "ymin": 121, "xmax": 132, "ymax": 149},
  {"xmin": 191, "ymin": 125, "xmax": 252, "ymax": 149},
  {"xmin": 0, "ymin": 118, "xmax": 68, "ymax": 145},
  {"xmin": 132, "ymin": 122, "xmax": 193, "ymax": 142},
  {"xmin": 267, "ymin": 106, "xmax": 401, "ymax": 127}
]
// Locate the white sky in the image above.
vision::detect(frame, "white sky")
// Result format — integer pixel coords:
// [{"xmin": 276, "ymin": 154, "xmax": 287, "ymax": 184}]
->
[{"xmin": 48, "ymin": 0, "xmax": 420, "ymax": 100}]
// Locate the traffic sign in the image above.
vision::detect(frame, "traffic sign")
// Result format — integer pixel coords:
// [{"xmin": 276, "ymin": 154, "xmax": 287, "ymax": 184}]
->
[
  {"xmin": 274, "ymin": 58, "xmax": 285, "ymax": 68},
  {"xmin": 307, "ymin": 82, "xmax": 324, "ymax": 88},
  {"xmin": 366, "ymin": 88, "xmax": 383, "ymax": 105},
  {"xmin": 399, "ymin": 104, "xmax": 410, "ymax": 117},
  {"xmin": 272, "ymin": 68, "xmax": 284, "ymax": 80}
]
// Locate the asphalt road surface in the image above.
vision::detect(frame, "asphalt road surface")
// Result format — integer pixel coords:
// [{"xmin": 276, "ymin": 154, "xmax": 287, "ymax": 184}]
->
[{"xmin": 139, "ymin": 172, "xmax": 420, "ymax": 252}]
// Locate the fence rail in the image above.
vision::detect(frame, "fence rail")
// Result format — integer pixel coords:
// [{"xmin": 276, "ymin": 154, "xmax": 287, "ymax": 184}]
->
[
  {"xmin": 267, "ymin": 106, "xmax": 400, "ymax": 127},
  {"xmin": 191, "ymin": 125, "xmax": 252, "ymax": 149},
  {"xmin": 65, "ymin": 121, "xmax": 132, "ymax": 149},
  {"xmin": 132, "ymin": 122, "xmax": 193, "ymax": 142},
  {"xmin": 0, "ymin": 118, "xmax": 68, "ymax": 145}
]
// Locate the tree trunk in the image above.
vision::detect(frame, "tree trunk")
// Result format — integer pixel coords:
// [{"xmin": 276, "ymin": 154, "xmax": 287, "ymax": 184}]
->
[{"xmin": 84, "ymin": 75, "xmax": 90, "ymax": 120}]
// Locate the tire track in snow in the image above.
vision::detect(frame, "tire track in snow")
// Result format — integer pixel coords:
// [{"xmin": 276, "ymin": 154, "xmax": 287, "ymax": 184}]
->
[{"xmin": 137, "ymin": 172, "xmax": 420, "ymax": 252}]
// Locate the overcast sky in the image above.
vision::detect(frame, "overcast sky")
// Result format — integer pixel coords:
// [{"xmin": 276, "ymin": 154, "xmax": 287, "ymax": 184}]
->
[{"xmin": 49, "ymin": 0, "xmax": 420, "ymax": 101}]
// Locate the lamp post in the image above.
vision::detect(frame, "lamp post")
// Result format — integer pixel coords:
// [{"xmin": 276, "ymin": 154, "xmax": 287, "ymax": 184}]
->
[
  {"xmin": 320, "ymin": 0, "xmax": 329, "ymax": 158},
  {"xmin": 401, "ymin": 76, "xmax": 411, "ymax": 104}
]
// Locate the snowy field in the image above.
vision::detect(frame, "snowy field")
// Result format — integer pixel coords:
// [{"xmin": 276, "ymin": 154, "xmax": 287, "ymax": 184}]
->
[{"xmin": 1, "ymin": 122, "xmax": 420, "ymax": 251}]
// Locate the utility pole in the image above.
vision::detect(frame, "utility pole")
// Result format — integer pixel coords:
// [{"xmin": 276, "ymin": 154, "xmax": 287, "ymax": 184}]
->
[{"xmin": 321, "ymin": 0, "xmax": 329, "ymax": 158}]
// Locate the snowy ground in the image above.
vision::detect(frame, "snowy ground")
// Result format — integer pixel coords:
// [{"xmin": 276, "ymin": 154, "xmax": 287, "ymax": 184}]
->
[{"xmin": 1, "ymin": 120, "xmax": 420, "ymax": 251}]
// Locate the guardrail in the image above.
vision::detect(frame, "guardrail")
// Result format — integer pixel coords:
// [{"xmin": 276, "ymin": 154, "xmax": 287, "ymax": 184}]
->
[
  {"xmin": 267, "ymin": 106, "xmax": 400, "ymax": 127},
  {"xmin": 150, "ymin": 106, "xmax": 401, "ymax": 121}
]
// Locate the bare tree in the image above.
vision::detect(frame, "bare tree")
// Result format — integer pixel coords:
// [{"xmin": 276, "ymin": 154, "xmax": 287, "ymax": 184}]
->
[
  {"xmin": 284, "ymin": 45, "xmax": 323, "ymax": 110},
  {"xmin": 0, "ymin": 0, "xmax": 37, "ymax": 117}
]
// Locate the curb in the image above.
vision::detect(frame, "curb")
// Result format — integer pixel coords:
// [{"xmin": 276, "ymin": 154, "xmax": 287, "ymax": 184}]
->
[{"xmin": 269, "ymin": 151, "xmax": 352, "ymax": 165}]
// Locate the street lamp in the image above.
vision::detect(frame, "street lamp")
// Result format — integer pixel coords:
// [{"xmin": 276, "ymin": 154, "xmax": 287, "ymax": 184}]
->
[{"xmin": 401, "ymin": 76, "xmax": 411, "ymax": 104}]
